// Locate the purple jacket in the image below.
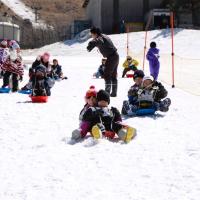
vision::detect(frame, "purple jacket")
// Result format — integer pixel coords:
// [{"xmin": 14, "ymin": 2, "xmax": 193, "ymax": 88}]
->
[{"xmin": 146, "ymin": 48, "xmax": 160, "ymax": 80}]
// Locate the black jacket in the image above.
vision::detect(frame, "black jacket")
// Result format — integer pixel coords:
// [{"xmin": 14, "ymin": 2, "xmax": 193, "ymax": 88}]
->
[
  {"xmin": 83, "ymin": 106, "xmax": 122, "ymax": 132},
  {"xmin": 87, "ymin": 34, "xmax": 117, "ymax": 58},
  {"xmin": 153, "ymin": 81, "xmax": 168, "ymax": 102}
]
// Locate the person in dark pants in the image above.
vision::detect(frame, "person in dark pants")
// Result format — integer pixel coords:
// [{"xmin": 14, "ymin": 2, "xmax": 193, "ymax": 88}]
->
[
  {"xmin": 2, "ymin": 71, "xmax": 19, "ymax": 92},
  {"xmin": 87, "ymin": 27, "xmax": 119, "ymax": 97}
]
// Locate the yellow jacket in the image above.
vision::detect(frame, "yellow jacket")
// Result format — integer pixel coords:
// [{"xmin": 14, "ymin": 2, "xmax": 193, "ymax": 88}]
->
[{"xmin": 123, "ymin": 59, "xmax": 139, "ymax": 68}]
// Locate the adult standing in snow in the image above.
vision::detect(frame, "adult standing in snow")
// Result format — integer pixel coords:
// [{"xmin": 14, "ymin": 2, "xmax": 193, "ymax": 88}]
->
[
  {"xmin": 87, "ymin": 27, "xmax": 119, "ymax": 97},
  {"xmin": 146, "ymin": 42, "xmax": 160, "ymax": 81}
]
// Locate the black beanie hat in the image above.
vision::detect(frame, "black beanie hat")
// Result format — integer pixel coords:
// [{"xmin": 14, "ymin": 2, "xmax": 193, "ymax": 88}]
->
[
  {"xmin": 133, "ymin": 70, "xmax": 145, "ymax": 80},
  {"xmin": 97, "ymin": 90, "xmax": 110, "ymax": 104},
  {"xmin": 150, "ymin": 41, "xmax": 157, "ymax": 48}
]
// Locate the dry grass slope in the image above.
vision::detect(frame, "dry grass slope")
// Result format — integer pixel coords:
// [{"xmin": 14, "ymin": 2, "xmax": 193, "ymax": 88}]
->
[{"xmin": 22, "ymin": 0, "xmax": 85, "ymax": 27}]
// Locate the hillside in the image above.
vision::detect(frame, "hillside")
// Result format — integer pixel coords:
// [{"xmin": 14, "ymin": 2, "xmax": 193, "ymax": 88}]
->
[
  {"xmin": 0, "ymin": 0, "xmax": 86, "ymax": 48},
  {"xmin": 22, "ymin": 0, "xmax": 85, "ymax": 27}
]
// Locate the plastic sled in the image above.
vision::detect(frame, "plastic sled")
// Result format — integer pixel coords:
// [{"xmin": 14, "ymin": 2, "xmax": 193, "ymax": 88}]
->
[
  {"xmin": 126, "ymin": 74, "xmax": 134, "ymax": 78},
  {"xmin": 30, "ymin": 96, "xmax": 48, "ymax": 103},
  {"xmin": 135, "ymin": 108, "xmax": 156, "ymax": 116},
  {"xmin": 0, "ymin": 87, "xmax": 11, "ymax": 93},
  {"xmin": 18, "ymin": 90, "xmax": 32, "ymax": 94}
]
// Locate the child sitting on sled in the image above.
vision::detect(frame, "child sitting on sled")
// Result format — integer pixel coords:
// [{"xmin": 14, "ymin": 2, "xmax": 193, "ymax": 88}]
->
[
  {"xmin": 122, "ymin": 56, "xmax": 139, "ymax": 78},
  {"xmin": 31, "ymin": 64, "xmax": 55, "ymax": 96},
  {"xmin": 93, "ymin": 58, "xmax": 106, "ymax": 78},
  {"xmin": 122, "ymin": 75, "xmax": 171, "ymax": 116},
  {"xmin": 72, "ymin": 89, "xmax": 136, "ymax": 143},
  {"xmin": 71, "ymin": 86, "xmax": 97, "ymax": 139}
]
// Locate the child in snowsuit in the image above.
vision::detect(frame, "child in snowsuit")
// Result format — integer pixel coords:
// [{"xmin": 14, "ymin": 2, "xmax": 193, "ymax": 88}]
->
[
  {"xmin": 72, "ymin": 90, "xmax": 135, "ymax": 142},
  {"xmin": 50, "ymin": 59, "xmax": 67, "ymax": 80},
  {"xmin": 122, "ymin": 56, "xmax": 139, "ymax": 78},
  {"xmin": 93, "ymin": 58, "xmax": 106, "ymax": 78},
  {"xmin": 146, "ymin": 42, "xmax": 160, "ymax": 80},
  {"xmin": 31, "ymin": 64, "xmax": 54, "ymax": 96},
  {"xmin": 71, "ymin": 86, "xmax": 97, "ymax": 140},
  {"xmin": 21, "ymin": 52, "xmax": 52, "ymax": 91},
  {"xmin": 122, "ymin": 70, "xmax": 145, "ymax": 115},
  {"xmin": 122, "ymin": 75, "xmax": 171, "ymax": 116}
]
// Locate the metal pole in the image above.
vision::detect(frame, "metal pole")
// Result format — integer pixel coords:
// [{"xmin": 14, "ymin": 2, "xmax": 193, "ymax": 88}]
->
[
  {"xmin": 170, "ymin": 12, "xmax": 175, "ymax": 88},
  {"xmin": 143, "ymin": 11, "xmax": 153, "ymax": 71},
  {"xmin": 126, "ymin": 24, "xmax": 129, "ymax": 56}
]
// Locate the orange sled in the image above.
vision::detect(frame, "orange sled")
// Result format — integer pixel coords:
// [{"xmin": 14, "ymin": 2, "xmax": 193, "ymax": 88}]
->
[
  {"xmin": 126, "ymin": 74, "xmax": 134, "ymax": 78},
  {"xmin": 30, "ymin": 96, "xmax": 48, "ymax": 103}
]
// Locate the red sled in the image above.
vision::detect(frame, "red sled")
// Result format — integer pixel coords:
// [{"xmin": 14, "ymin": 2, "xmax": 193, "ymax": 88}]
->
[
  {"xmin": 126, "ymin": 74, "xmax": 134, "ymax": 78},
  {"xmin": 30, "ymin": 96, "xmax": 48, "ymax": 103}
]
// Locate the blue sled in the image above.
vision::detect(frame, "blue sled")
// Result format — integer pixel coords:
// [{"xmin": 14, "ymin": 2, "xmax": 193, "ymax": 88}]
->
[
  {"xmin": 18, "ymin": 90, "xmax": 32, "ymax": 95},
  {"xmin": 135, "ymin": 108, "xmax": 156, "ymax": 116},
  {"xmin": 0, "ymin": 87, "xmax": 11, "ymax": 93}
]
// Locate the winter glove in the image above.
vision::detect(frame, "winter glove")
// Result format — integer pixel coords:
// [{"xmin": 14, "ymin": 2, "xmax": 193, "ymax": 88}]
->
[{"xmin": 87, "ymin": 41, "xmax": 95, "ymax": 52}]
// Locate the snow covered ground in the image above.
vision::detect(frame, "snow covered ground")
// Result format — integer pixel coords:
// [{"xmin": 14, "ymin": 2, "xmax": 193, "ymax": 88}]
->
[
  {"xmin": 0, "ymin": 29, "xmax": 200, "ymax": 200},
  {"xmin": 1, "ymin": 0, "xmax": 46, "ymax": 27}
]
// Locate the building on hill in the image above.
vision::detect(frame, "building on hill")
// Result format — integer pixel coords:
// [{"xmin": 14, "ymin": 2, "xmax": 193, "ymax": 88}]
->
[{"xmin": 82, "ymin": 0, "xmax": 163, "ymax": 33}]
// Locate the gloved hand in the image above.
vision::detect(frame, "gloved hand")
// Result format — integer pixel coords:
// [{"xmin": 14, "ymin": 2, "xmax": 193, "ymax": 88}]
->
[{"xmin": 87, "ymin": 41, "xmax": 95, "ymax": 52}]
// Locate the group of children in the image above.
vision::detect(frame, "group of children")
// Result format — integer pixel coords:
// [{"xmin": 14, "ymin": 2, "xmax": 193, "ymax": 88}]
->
[
  {"xmin": 0, "ymin": 38, "xmax": 67, "ymax": 96},
  {"xmin": 73, "ymin": 41, "xmax": 169, "ymax": 143},
  {"xmin": 122, "ymin": 70, "xmax": 171, "ymax": 116},
  {"xmin": 72, "ymin": 68, "xmax": 171, "ymax": 143},
  {"xmin": 21, "ymin": 52, "xmax": 67, "ymax": 96},
  {"xmin": 72, "ymin": 86, "xmax": 136, "ymax": 143}
]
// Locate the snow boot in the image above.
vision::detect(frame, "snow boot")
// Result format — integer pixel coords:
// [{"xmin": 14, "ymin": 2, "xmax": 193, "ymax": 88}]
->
[
  {"xmin": 121, "ymin": 100, "xmax": 130, "ymax": 115},
  {"xmin": 105, "ymin": 80, "xmax": 111, "ymax": 94},
  {"xmin": 91, "ymin": 124, "xmax": 104, "ymax": 139},
  {"xmin": 71, "ymin": 129, "xmax": 82, "ymax": 140},
  {"xmin": 110, "ymin": 79, "xmax": 117, "ymax": 97},
  {"xmin": 160, "ymin": 98, "xmax": 171, "ymax": 112},
  {"xmin": 118, "ymin": 127, "xmax": 136, "ymax": 143}
]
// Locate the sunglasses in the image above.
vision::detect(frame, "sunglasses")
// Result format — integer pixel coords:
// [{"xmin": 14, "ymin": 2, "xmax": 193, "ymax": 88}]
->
[{"xmin": 127, "ymin": 58, "xmax": 131, "ymax": 61}]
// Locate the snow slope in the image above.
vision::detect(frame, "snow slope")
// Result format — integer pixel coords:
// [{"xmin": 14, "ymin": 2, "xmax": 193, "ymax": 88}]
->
[
  {"xmin": 1, "ymin": 0, "xmax": 46, "ymax": 26},
  {"xmin": 0, "ymin": 29, "xmax": 200, "ymax": 200},
  {"xmin": 23, "ymin": 29, "xmax": 200, "ymax": 95}
]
